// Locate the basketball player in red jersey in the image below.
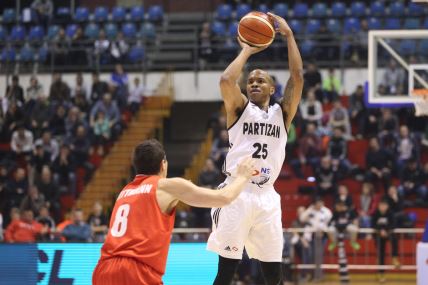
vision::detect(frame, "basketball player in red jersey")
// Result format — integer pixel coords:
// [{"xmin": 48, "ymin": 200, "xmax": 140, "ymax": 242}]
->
[{"xmin": 92, "ymin": 139, "xmax": 255, "ymax": 285}]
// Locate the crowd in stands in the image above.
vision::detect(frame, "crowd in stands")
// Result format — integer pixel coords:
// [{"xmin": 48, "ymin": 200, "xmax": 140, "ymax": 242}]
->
[{"xmin": 0, "ymin": 64, "xmax": 149, "ymax": 241}]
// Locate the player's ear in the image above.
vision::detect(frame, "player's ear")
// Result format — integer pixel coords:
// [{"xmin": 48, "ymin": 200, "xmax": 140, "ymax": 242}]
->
[{"xmin": 270, "ymin": 86, "xmax": 275, "ymax": 96}]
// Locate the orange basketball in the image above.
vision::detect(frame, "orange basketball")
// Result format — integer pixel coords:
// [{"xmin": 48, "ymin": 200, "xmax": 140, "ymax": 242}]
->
[{"xmin": 238, "ymin": 11, "xmax": 275, "ymax": 47}]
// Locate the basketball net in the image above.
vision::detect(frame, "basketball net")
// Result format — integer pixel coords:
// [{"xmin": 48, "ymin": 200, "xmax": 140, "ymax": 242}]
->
[{"xmin": 411, "ymin": 91, "xmax": 428, "ymax": 117}]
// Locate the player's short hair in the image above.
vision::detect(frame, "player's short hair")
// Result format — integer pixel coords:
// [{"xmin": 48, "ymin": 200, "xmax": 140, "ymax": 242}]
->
[{"xmin": 133, "ymin": 139, "xmax": 166, "ymax": 175}]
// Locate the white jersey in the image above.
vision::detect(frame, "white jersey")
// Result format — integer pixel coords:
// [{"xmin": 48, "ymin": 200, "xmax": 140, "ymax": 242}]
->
[{"xmin": 223, "ymin": 101, "xmax": 287, "ymax": 187}]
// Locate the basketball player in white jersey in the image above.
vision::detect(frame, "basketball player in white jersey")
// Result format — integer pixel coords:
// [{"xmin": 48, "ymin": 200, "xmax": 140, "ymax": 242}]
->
[{"xmin": 207, "ymin": 12, "xmax": 303, "ymax": 285}]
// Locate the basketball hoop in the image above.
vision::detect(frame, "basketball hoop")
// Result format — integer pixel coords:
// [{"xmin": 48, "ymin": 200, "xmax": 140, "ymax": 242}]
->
[{"xmin": 411, "ymin": 91, "xmax": 428, "ymax": 117}]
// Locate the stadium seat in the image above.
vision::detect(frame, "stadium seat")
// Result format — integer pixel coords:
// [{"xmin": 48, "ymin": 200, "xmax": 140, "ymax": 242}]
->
[
  {"xmin": 38, "ymin": 46, "xmax": 48, "ymax": 62},
  {"xmin": 122, "ymin": 23, "xmax": 137, "ymax": 39},
  {"xmin": 403, "ymin": 18, "xmax": 420, "ymax": 29},
  {"xmin": 147, "ymin": 5, "xmax": 164, "ymax": 22},
  {"xmin": 385, "ymin": 18, "xmax": 401, "ymax": 30},
  {"xmin": 300, "ymin": 40, "xmax": 315, "ymax": 58},
  {"xmin": 344, "ymin": 18, "xmax": 361, "ymax": 33},
  {"xmin": 351, "ymin": 2, "xmax": 366, "ymax": 17},
  {"xmin": 273, "ymin": 3, "xmax": 288, "ymax": 18},
  {"xmin": 128, "ymin": 45, "xmax": 144, "ymax": 62},
  {"xmin": 56, "ymin": 7, "xmax": 71, "ymax": 19},
  {"xmin": 216, "ymin": 4, "xmax": 232, "ymax": 21},
  {"xmin": 28, "ymin": 25, "xmax": 45, "ymax": 42},
  {"xmin": 0, "ymin": 26, "xmax": 7, "ymax": 42},
  {"xmin": 19, "ymin": 45, "xmax": 35, "ymax": 62},
  {"xmin": 2, "ymin": 8, "xmax": 16, "ymax": 23},
  {"xmin": 399, "ymin": 40, "xmax": 417, "ymax": 56},
  {"xmin": 331, "ymin": 2, "xmax": 346, "ymax": 18},
  {"xmin": 424, "ymin": 18, "xmax": 428, "ymax": 29},
  {"xmin": 293, "ymin": 3, "xmax": 308, "ymax": 18},
  {"xmin": 112, "ymin": 6, "xmax": 126, "ymax": 22},
  {"xmin": 312, "ymin": 3, "xmax": 327, "ymax": 18},
  {"xmin": 370, "ymin": 1, "xmax": 385, "ymax": 17},
  {"xmin": 326, "ymin": 19, "xmax": 342, "ymax": 34},
  {"xmin": 105, "ymin": 23, "xmax": 118, "ymax": 39},
  {"xmin": 408, "ymin": 2, "xmax": 424, "ymax": 17},
  {"xmin": 306, "ymin": 19, "xmax": 321, "ymax": 34},
  {"xmin": 211, "ymin": 21, "xmax": 226, "ymax": 37},
  {"xmin": 130, "ymin": 6, "xmax": 145, "ymax": 22},
  {"xmin": 66, "ymin": 24, "xmax": 78, "ymax": 38},
  {"xmin": 140, "ymin": 22, "xmax": 156, "ymax": 40},
  {"xmin": 74, "ymin": 7, "xmax": 89, "ymax": 22},
  {"xmin": 84, "ymin": 23, "xmax": 100, "ymax": 39},
  {"xmin": 389, "ymin": 2, "xmax": 405, "ymax": 17},
  {"xmin": 1, "ymin": 47, "xmax": 16, "ymax": 62},
  {"xmin": 367, "ymin": 17, "xmax": 382, "ymax": 30},
  {"xmin": 94, "ymin": 6, "xmax": 109, "ymax": 22},
  {"xmin": 10, "ymin": 25, "xmax": 26, "ymax": 42},
  {"xmin": 229, "ymin": 22, "xmax": 238, "ymax": 37},
  {"xmin": 289, "ymin": 19, "xmax": 303, "ymax": 34},
  {"xmin": 258, "ymin": 4, "xmax": 269, "ymax": 14},
  {"xmin": 47, "ymin": 25, "xmax": 60, "ymax": 39},
  {"xmin": 236, "ymin": 4, "xmax": 251, "ymax": 19},
  {"xmin": 419, "ymin": 39, "xmax": 428, "ymax": 56}
]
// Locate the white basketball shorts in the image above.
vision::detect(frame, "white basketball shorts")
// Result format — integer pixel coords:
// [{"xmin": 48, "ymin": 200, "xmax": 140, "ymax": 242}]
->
[{"xmin": 206, "ymin": 178, "xmax": 283, "ymax": 262}]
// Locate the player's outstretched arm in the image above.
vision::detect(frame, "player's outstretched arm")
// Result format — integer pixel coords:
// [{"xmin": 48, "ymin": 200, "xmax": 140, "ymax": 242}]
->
[
  {"xmin": 220, "ymin": 39, "xmax": 267, "ymax": 128},
  {"xmin": 268, "ymin": 12, "xmax": 304, "ymax": 130},
  {"xmin": 159, "ymin": 157, "xmax": 255, "ymax": 208}
]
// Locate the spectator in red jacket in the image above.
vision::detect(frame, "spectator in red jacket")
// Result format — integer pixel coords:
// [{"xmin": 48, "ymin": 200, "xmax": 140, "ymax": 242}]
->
[
  {"xmin": 356, "ymin": 182, "xmax": 379, "ymax": 228},
  {"xmin": 4, "ymin": 209, "xmax": 47, "ymax": 242}
]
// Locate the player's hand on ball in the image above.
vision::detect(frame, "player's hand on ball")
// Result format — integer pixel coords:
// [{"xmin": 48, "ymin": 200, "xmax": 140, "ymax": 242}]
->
[
  {"xmin": 267, "ymin": 12, "xmax": 293, "ymax": 37},
  {"xmin": 237, "ymin": 37, "xmax": 269, "ymax": 55},
  {"xmin": 236, "ymin": 157, "xmax": 256, "ymax": 179}
]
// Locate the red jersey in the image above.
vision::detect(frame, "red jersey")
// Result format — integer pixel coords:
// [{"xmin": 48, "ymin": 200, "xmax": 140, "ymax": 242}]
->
[
  {"xmin": 4, "ymin": 219, "xmax": 43, "ymax": 242},
  {"xmin": 100, "ymin": 175, "xmax": 175, "ymax": 276}
]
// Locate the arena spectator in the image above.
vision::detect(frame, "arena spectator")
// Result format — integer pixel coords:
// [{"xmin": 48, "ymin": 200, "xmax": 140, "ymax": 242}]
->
[
  {"xmin": 91, "ymin": 73, "xmax": 109, "ymax": 103},
  {"xmin": 5, "ymin": 75, "xmax": 25, "ymax": 106},
  {"xmin": 357, "ymin": 182, "xmax": 378, "ymax": 228},
  {"xmin": 29, "ymin": 142, "xmax": 51, "ymax": 184},
  {"xmin": 4, "ymin": 209, "xmax": 46, "ymax": 242},
  {"xmin": 34, "ymin": 130, "xmax": 59, "ymax": 161},
  {"xmin": 299, "ymin": 89, "xmax": 323, "ymax": 127},
  {"xmin": 328, "ymin": 201, "xmax": 360, "ymax": 251},
  {"xmin": 111, "ymin": 64, "xmax": 129, "ymax": 108},
  {"xmin": 94, "ymin": 30, "xmax": 110, "ymax": 64},
  {"xmin": 290, "ymin": 206, "xmax": 312, "ymax": 281},
  {"xmin": 71, "ymin": 73, "xmax": 89, "ymax": 101},
  {"xmin": 62, "ymin": 208, "xmax": 91, "ymax": 242},
  {"xmin": 128, "ymin": 77, "xmax": 146, "ymax": 113},
  {"xmin": 70, "ymin": 27, "xmax": 87, "ymax": 66},
  {"xmin": 20, "ymin": 185, "xmax": 45, "ymax": 216},
  {"xmin": 349, "ymin": 85, "xmax": 366, "ymax": 138},
  {"xmin": 110, "ymin": 32, "xmax": 129, "ymax": 64},
  {"xmin": 301, "ymin": 197, "xmax": 332, "ymax": 234},
  {"xmin": 65, "ymin": 106, "xmax": 87, "ymax": 137},
  {"xmin": 372, "ymin": 199, "xmax": 400, "ymax": 282},
  {"xmin": 29, "ymin": 93, "xmax": 50, "ymax": 138},
  {"xmin": 87, "ymin": 202, "xmax": 108, "ymax": 242},
  {"xmin": 303, "ymin": 63, "xmax": 322, "ymax": 98},
  {"xmin": 31, "ymin": 0, "xmax": 53, "ymax": 29},
  {"xmin": 382, "ymin": 60, "xmax": 405, "ymax": 95},
  {"xmin": 322, "ymin": 68, "xmax": 341, "ymax": 102},
  {"xmin": 2, "ymin": 101, "xmax": 25, "ymax": 141},
  {"xmin": 52, "ymin": 144, "xmax": 76, "ymax": 196},
  {"xmin": 49, "ymin": 104, "xmax": 67, "ymax": 137},
  {"xmin": 68, "ymin": 125, "xmax": 94, "ymax": 181},
  {"xmin": 10, "ymin": 123, "xmax": 34, "ymax": 160},
  {"xmin": 334, "ymin": 185, "xmax": 353, "ymax": 209},
  {"xmin": 73, "ymin": 89, "xmax": 91, "ymax": 114},
  {"xmin": 379, "ymin": 109, "xmax": 399, "ymax": 137},
  {"xmin": 92, "ymin": 111, "xmax": 112, "ymax": 149},
  {"xmin": 5, "ymin": 168, "xmax": 29, "ymax": 212},
  {"xmin": 397, "ymin": 158, "xmax": 427, "ymax": 203},
  {"xmin": 90, "ymin": 93, "xmax": 121, "ymax": 139},
  {"xmin": 327, "ymin": 127, "xmax": 352, "ymax": 174},
  {"xmin": 291, "ymin": 122, "xmax": 323, "ymax": 178},
  {"xmin": 211, "ymin": 129, "xmax": 229, "ymax": 170},
  {"xmin": 365, "ymin": 137, "xmax": 393, "ymax": 192},
  {"xmin": 315, "ymin": 156, "xmax": 338, "ymax": 195},
  {"xmin": 52, "ymin": 29, "xmax": 70, "ymax": 66},
  {"xmin": 328, "ymin": 101, "xmax": 351, "ymax": 139},
  {"xmin": 198, "ymin": 158, "xmax": 221, "ymax": 189},
  {"xmin": 396, "ymin": 125, "xmax": 418, "ymax": 172},
  {"xmin": 36, "ymin": 206, "xmax": 55, "ymax": 241},
  {"xmin": 49, "ymin": 73, "xmax": 70, "ymax": 103},
  {"xmin": 199, "ymin": 22, "xmax": 213, "ymax": 68},
  {"xmin": 384, "ymin": 185, "xmax": 412, "ymax": 228},
  {"xmin": 36, "ymin": 166, "xmax": 60, "ymax": 221}
]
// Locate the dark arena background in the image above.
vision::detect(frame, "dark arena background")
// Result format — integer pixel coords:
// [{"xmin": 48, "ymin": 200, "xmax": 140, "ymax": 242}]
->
[{"xmin": 0, "ymin": 0, "xmax": 428, "ymax": 284}]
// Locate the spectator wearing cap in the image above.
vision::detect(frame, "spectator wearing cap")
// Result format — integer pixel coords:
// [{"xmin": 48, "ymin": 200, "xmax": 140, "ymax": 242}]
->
[
  {"xmin": 52, "ymin": 144, "xmax": 76, "ymax": 196},
  {"xmin": 34, "ymin": 130, "xmax": 59, "ymax": 162},
  {"xmin": 5, "ymin": 75, "xmax": 24, "ymax": 107},
  {"xmin": 62, "ymin": 208, "xmax": 91, "ymax": 242},
  {"xmin": 4, "ymin": 209, "xmax": 47, "ymax": 242},
  {"xmin": 10, "ymin": 123, "xmax": 34, "ymax": 160}
]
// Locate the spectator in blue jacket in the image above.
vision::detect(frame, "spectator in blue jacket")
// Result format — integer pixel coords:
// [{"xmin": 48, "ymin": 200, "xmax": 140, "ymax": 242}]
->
[{"xmin": 62, "ymin": 208, "xmax": 91, "ymax": 242}]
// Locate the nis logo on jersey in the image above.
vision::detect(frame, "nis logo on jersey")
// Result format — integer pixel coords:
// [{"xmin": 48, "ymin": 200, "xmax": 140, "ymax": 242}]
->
[{"xmin": 243, "ymin": 122, "xmax": 281, "ymax": 138}]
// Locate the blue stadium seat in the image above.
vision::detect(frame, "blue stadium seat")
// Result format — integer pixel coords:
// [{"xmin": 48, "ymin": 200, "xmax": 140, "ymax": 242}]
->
[
  {"xmin": 289, "ymin": 19, "xmax": 303, "ymax": 34},
  {"xmin": 66, "ymin": 24, "xmax": 78, "ymax": 38},
  {"xmin": 2, "ymin": 8, "xmax": 16, "ymax": 23},
  {"xmin": 403, "ymin": 18, "xmax": 420, "ymax": 30},
  {"xmin": 56, "ymin": 7, "xmax": 71, "ymax": 18},
  {"xmin": 140, "ymin": 22, "xmax": 156, "ymax": 40},
  {"xmin": 236, "ymin": 4, "xmax": 251, "ymax": 19},
  {"xmin": 75, "ymin": 7, "xmax": 89, "ymax": 22},
  {"xmin": 1, "ymin": 47, "xmax": 16, "ymax": 62},
  {"xmin": 216, "ymin": 4, "xmax": 232, "ymax": 21},
  {"xmin": 326, "ymin": 19, "xmax": 341, "ymax": 34},
  {"xmin": 47, "ymin": 25, "xmax": 60, "ymax": 39},
  {"xmin": 306, "ymin": 19, "xmax": 321, "ymax": 34},
  {"xmin": 389, "ymin": 2, "xmax": 405, "ymax": 17},
  {"xmin": 312, "ymin": 3, "xmax": 327, "ymax": 18},
  {"xmin": 112, "ymin": 6, "xmax": 126, "ymax": 22},
  {"xmin": 122, "ymin": 23, "xmax": 137, "ymax": 38},
  {"xmin": 28, "ymin": 26, "xmax": 45, "ymax": 42},
  {"xmin": 128, "ymin": 45, "xmax": 144, "ymax": 62},
  {"xmin": 211, "ymin": 21, "xmax": 226, "ymax": 37},
  {"xmin": 84, "ymin": 23, "xmax": 100, "ymax": 39},
  {"xmin": 38, "ymin": 46, "xmax": 48, "ymax": 62},
  {"xmin": 399, "ymin": 40, "xmax": 417, "ymax": 56},
  {"xmin": 19, "ymin": 46, "xmax": 35, "ymax": 62},
  {"xmin": 10, "ymin": 25, "xmax": 25, "ymax": 42},
  {"xmin": 370, "ymin": 1, "xmax": 385, "ymax": 17},
  {"xmin": 301, "ymin": 40, "xmax": 315, "ymax": 58},
  {"xmin": 229, "ymin": 22, "xmax": 238, "ymax": 37},
  {"xmin": 367, "ymin": 17, "xmax": 382, "ymax": 30},
  {"xmin": 344, "ymin": 18, "xmax": 361, "ymax": 33},
  {"xmin": 94, "ymin": 6, "xmax": 109, "ymax": 22},
  {"xmin": 105, "ymin": 23, "xmax": 118, "ymax": 39},
  {"xmin": 258, "ymin": 4, "xmax": 269, "ymax": 14},
  {"xmin": 293, "ymin": 3, "xmax": 308, "ymax": 18},
  {"xmin": 273, "ymin": 3, "xmax": 288, "ymax": 18},
  {"xmin": 351, "ymin": 2, "xmax": 366, "ymax": 17},
  {"xmin": 0, "ymin": 26, "xmax": 7, "ymax": 42},
  {"xmin": 424, "ymin": 18, "xmax": 428, "ymax": 29},
  {"xmin": 331, "ymin": 2, "xmax": 346, "ymax": 17},
  {"xmin": 408, "ymin": 2, "xmax": 424, "ymax": 17},
  {"xmin": 419, "ymin": 40, "xmax": 428, "ymax": 56},
  {"xmin": 385, "ymin": 18, "xmax": 401, "ymax": 30},
  {"xmin": 130, "ymin": 6, "xmax": 145, "ymax": 22},
  {"xmin": 147, "ymin": 5, "xmax": 164, "ymax": 22}
]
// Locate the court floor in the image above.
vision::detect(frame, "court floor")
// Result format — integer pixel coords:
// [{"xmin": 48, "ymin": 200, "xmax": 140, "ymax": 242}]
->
[{"xmin": 283, "ymin": 273, "xmax": 416, "ymax": 285}]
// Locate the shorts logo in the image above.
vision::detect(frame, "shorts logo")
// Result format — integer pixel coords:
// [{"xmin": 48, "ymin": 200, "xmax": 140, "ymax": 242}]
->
[
  {"xmin": 232, "ymin": 247, "xmax": 238, "ymax": 251},
  {"xmin": 224, "ymin": 246, "xmax": 231, "ymax": 251},
  {"xmin": 224, "ymin": 246, "xmax": 238, "ymax": 252}
]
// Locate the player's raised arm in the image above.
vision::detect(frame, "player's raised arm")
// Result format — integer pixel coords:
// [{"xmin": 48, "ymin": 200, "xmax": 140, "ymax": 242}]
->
[
  {"xmin": 220, "ymin": 39, "xmax": 267, "ymax": 128},
  {"xmin": 159, "ymin": 157, "xmax": 255, "ymax": 208},
  {"xmin": 268, "ymin": 12, "xmax": 304, "ymax": 130}
]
